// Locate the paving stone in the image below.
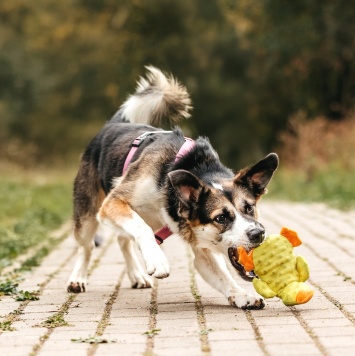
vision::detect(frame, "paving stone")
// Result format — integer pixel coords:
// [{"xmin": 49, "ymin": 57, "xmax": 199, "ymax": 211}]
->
[
  {"xmin": 154, "ymin": 335, "xmax": 201, "ymax": 348},
  {"xmin": 1, "ymin": 346, "xmax": 36, "ymax": 356},
  {"xmin": 304, "ymin": 317, "xmax": 353, "ymax": 328},
  {"xmin": 152, "ymin": 346, "xmax": 203, "ymax": 356},
  {"xmin": 265, "ymin": 342, "xmax": 321, "ymax": 355},
  {"xmin": 210, "ymin": 340, "xmax": 264, "ymax": 354},
  {"xmin": 312, "ymin": 325, "xmax": 355, "ymax": 337},
  {"xmin": 1, "ymin": 201, "xmax": 355, "ymax": 355},
  {"xmin": 95, "ymin": 343, "xmax": 145, "ymax": 355},
  {"xmin": 328, "ymin": 347, "xmax": 355, "ymax": 356},
  {"xmin": 208, "ymin": 329, "xmax": 258, "ymax": 341},
  {"xmin": 255, "ymin": 316, "xmax": 300, "ymax": 326},
  {"xmin": 319, "ymin": 335, "xmax": 355, "ymax": 348}
]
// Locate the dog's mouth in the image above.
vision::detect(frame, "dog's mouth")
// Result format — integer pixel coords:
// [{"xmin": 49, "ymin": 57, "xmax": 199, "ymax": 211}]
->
[{"xmin": 228, "ymin": 247, "xmax": 256, "ymax": 281}]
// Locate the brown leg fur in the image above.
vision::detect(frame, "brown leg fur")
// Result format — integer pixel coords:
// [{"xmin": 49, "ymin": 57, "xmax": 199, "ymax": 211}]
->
[{"xmin": 67, "ymin": 159, "xmax": 105, "ymax": 293}]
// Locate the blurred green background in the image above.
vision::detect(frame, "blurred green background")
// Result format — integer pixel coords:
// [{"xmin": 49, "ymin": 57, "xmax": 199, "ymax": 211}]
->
[
  {"xmin": 0, "ymin": 0, "xmax": 355, "ymax": 206},
  {"xmin": 1, "ymin": 0, "xmax": 354, "ymax": 168}
]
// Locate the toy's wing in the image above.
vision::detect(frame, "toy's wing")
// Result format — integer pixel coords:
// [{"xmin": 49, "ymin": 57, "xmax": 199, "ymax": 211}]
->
[
  {"xmin": 296, "ymin": 255, "xmax": 310, "ymax": 282},
  {"xmin": 253, "ymin": 278, "xmax": 277, "ymax": 298},
  {"xmin": 280, "ymin": 227, "xmax": 302, "ymax": 247}
]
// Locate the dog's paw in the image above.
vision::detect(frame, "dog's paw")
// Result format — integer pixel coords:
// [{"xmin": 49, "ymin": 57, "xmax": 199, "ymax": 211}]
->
[
  {"xmin": 143, "ymin": 249, "xmax": 170, "ymax": 279},
  {"xmin": 228, "ymin": 292, "xmax": 265, "ymax": 310},
  {"xmin": 128, "ymin": 270, "xmax": 153, "ymax": 289},
  {"xmin": 146, "ymin": 259, "xmax": 170, "ymax": 279},
  {"xmin": 67, "ymin": 281, "xmax": 86, "ymax": 293},
  {"xmin": 132, "ymin": 280, "xmax": 151, "ymax": 289}
]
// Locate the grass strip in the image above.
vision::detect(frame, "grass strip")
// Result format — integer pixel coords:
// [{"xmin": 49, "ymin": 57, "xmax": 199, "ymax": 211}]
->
[
  {"xmin": 187, "ymin": 247, "xmax": 211, "ymax": 354},
  {"xmin": 244, "ymin": 310, "xmax": 270, "ymax": 356},
  {"xmin": 87, "ymin": 268, "xmax": 126, "ymax": 356},
  {"xmin": 289, "ymin": 306, "xmax": 328, "ymax": 355},
  {"xmin": 143, "ymin": 279, "xmax": 159, "ymax": 356}
]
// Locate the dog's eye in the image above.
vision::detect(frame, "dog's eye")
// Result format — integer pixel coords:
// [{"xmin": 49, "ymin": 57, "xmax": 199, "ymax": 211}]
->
[
  {"xmin": 214, "ymin": 214, "xmax": 228, "ymax": 224},
  {"xmin": 245, "ymin": 205, "xmax": 254, "ymax": 215}
]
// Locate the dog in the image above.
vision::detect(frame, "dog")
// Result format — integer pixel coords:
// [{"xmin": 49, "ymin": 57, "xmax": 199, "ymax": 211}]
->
[{"xmin": 67, "ymin": 66, "xmax": 279, "ymax": 310}]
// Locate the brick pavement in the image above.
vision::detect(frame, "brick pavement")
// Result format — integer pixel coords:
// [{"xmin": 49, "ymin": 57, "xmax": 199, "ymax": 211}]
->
[{"xmin": 1, "ymin": 201, "xmax": 355, "ymax": 355}]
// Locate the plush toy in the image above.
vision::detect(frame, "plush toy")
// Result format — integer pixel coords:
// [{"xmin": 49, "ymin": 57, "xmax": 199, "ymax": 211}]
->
[{"xmin": 236, "ymin": 227, "xmax": 314, "ymax": 306}]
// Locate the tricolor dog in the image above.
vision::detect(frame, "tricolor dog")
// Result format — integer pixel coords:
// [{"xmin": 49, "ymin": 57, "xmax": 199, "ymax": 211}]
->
[{"xmin": 67, "ymin": 67, "xmax": 279, "ymax": 309}]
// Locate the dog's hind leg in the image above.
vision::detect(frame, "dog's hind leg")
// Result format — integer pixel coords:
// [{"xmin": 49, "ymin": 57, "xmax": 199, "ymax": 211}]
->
[
  {"xmin": 118, "ymin": 235, "xmax": 153, "ymax": 288},
  {"xmin": 67, "ymin": 215, "xmax": 98, "ymax": 293},
  {"xmin": 68, "ymin": 158, "xmax": 104, "ymax": 293}
]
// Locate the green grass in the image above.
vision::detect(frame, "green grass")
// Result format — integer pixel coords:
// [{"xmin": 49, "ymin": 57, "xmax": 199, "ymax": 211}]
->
[
  {"xmin": 0, "ymin": 279, "xmax": 19, "ymax": 295},
  {"xmin": 268, "ymin": 167, "xmax": 355, "ymax": 210},
  {"xmin": 38, "ymin": 294, "xmax": 76, "ymax": 328},
  {"xmin": 0, "ymin": 321, "xmax": 15, "ymax": 332},
  {"xmin": 15, "ymin": 290, "xmax": 40, "ymax": 302},
  {"xmin": 39, "ymin": 312, "xmax": 71, "ymax": 328},
  {"xmin": 0, "ymin": 170, "xmax": 73, "ymax": 270},
  {"xmin": 71, "ymin": 336, "xmax": 117, "ymax": 344}
]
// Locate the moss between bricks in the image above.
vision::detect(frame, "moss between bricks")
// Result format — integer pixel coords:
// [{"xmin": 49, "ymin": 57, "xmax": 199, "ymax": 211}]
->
[
  {"xmin": 0, "ymin": 279, "xmax": 40, "ymax": 333},
  {"xmin": 188, "ymin": 247, "xmax": 211, "ymax": 354},
  {"xmin": 37, "ymin": 294, "xmax": 75, "ymax": 328}
]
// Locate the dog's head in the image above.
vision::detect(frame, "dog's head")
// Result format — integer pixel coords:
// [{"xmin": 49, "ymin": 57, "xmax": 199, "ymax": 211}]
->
[{"xmin": 167, "ymin": 152, "xmax": 278, "ymax": 266}]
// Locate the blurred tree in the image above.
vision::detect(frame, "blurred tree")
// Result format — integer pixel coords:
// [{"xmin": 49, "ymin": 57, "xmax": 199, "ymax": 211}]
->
[
  {"xmin": 221, "ymin": 0, "xmax": 355, "ymax": 149},
  {"xmin": 0, "ymin": 0, "xmax": 255, "ymax": 168},
  {"xmin": 0, "ymin": 0, "xmax": 129, "ymax": 163},
  {"xmin": 0, "ymin": 0, "xmax": 354, "ymax": 168},
  {"xmin": 117, "ymin": 0, "xmax": 256, "ymax": 166}
]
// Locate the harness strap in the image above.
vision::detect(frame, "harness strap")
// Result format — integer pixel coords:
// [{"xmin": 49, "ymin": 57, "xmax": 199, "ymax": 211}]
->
[
  {"xmin": 122, "ymin": 131, "xmax": 169, "ymax": 175},
  {"xmin": 122, "ymin": 131, "xmax": 195, "ymax": 245}
]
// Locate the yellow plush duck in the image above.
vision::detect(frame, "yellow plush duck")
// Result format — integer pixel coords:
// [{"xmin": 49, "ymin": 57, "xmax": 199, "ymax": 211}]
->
[{"xmin": 236, "ymin": 227, "xmax": 314, "ymax": 306}]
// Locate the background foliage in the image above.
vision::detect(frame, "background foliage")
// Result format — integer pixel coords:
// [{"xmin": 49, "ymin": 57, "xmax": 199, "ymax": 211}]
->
[{"xmin": 1, "ymin": 0, "xmax": 354, "ymax": 169}]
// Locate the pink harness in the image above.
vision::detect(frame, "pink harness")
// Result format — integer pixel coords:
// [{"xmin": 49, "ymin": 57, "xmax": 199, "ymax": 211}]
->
[{"xmin": 123, "ymin": 131, "xmax": 195, "ymax": 244}]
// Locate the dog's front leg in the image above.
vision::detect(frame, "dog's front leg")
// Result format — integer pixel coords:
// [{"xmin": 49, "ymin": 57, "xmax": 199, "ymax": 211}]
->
[
  {"xmin": 192, "ymin": 246, "xmax": 265, "ymax": 309},
  {"xmin": 97, "ymin": 196, "xmax": 170, "ymax": 279},
  {"xmin": 118, "ymin": 235, "xmax": 153, "ymax": 288}
]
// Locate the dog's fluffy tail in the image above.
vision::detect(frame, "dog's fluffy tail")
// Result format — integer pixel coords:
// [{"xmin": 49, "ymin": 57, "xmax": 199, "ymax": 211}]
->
[{"xmin": 110, "ymin": 66, "xmax": 192, "ymax": 126}]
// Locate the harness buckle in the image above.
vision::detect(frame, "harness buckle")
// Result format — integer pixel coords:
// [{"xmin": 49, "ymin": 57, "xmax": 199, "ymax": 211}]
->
[{"xmin": 131, "ymin": 132, "xmax": 154, "ymax": 147}]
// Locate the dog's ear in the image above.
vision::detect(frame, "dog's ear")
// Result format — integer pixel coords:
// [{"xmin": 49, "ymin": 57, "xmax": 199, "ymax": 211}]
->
[
  {"xmin": 168, "ymin": 170, "xmax": 206, "ymax": 207},
  {"xmin": 234, "ymin": 153, "xmax": 279, "ymax": 197}
]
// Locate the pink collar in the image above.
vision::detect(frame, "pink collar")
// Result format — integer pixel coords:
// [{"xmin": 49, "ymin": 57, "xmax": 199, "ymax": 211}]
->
[{"xmin": 123, "ymin": 132, "xmax": 195, "ymax": 244}]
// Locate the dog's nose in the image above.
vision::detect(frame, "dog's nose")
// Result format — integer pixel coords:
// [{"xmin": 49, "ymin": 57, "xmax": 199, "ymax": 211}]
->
[{"xmin": 247, "ymin": 227, "xmax": 265, "ymax": 243}]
